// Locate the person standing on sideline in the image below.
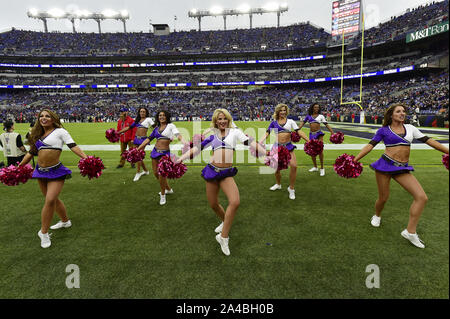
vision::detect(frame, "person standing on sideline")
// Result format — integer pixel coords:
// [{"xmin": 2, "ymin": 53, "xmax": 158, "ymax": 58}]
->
[
  {"xmin": 0, "ymin": 120, "xmax": 27, "ymax": 166},
  {"xmin": 117, "ymin": 107, "xmax": 154, "ymax": 181},
  {"xmin": 117, "ymin": 107, "xmax": 136, "ymax": 169}
]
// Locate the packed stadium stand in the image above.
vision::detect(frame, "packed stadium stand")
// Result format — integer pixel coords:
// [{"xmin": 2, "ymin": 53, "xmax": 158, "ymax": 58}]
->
[{"xmin": 0, "ymin": 0, "xmax": 448, "ymax": 127}]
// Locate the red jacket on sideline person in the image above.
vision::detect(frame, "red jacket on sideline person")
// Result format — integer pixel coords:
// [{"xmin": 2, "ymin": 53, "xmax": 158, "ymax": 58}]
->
[{"xmin": 117, "ymin": 115, "xmax": 136, "ymax": 143}]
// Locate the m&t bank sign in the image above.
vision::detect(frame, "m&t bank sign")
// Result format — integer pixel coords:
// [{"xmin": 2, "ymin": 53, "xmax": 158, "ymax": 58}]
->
[{"xmin": 406, "ymin": 21, "xmax": 449, "ymax": 43}]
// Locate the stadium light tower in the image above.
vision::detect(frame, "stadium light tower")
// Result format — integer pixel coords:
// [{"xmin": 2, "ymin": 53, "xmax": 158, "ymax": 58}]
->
[
  {"xmin": 188, "ymin": 3, "xmax": 288, "ymax": 31},
  {"xmin": 26, "ymin": 8, "xmax": 130, "ymax": 33}
]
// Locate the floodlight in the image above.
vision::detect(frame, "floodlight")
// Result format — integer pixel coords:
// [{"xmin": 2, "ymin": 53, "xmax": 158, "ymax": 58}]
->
[
  {"xmin": 237, "ymin": 4, "xmax": 251, "ymax": 13},
  {"xmin": 280, "ymin": 3, "xmax": 288, "ymax": 10},
  {"xmin": 48, "ymin": 8, "xmax": 65, "ymax": 18},
  {"xmin": 120, "ymin": 10, "xmax": 129, "ymax": 18},
  {"xmin": 28, "ymin": 8, "xmax": 39, "ymax": 16},
  {"xmin": 190, "ymin": 8, "xmax": 198, "ymax": 14},
  {"xmin": 102, "ymin": 9, "xmax": 117, "ymax": 18}
]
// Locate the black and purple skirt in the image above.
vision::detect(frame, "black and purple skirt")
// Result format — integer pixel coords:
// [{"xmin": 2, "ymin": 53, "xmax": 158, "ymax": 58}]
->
[
  {"xmin": 133, "ymin": 136, "xmax": 147, "ymax": 146},
  {"xmin": 273, "ymin": 142, "xmax": 296, "ymax": 152},
  {"xmin": 370, "ymin": 154, "xmax": 414, "ymax": 175},
  {"xmin": 32, "ymin": 162, "xmax": 72, "ymax": 180},
  {"xmin": 151, "ymin": 148, "xmax": 170, "ymax": 159},
  {"xmin": 201, "ymin": 164, "xmax": 238, "ymax": 181},
  {"xmin": 310, "ymin": 130, "xmax": 325, "ymax": 140}
]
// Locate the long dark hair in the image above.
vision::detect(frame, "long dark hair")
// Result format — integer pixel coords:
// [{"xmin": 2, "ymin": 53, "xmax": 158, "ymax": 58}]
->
[
  {"xmin": 153, "ymin": 110, "xmax": 172, "ymax": 128},
  {"xmin": 135, "ymin": 107, "xmax": 149, "ymax": 123},
  {"xmin": 382, "ymin": 103, "xmax": 407, "ymax": 127},
  {"xmin": 308, "ymin": 103, "xmax": 321, "ymax": 115}
]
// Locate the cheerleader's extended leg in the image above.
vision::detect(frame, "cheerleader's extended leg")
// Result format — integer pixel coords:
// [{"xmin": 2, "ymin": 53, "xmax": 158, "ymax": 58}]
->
[
  {"xmin": 37, "ymin": 179, "xmax": 66, "ymax": 234},
  {"xmin": 288, "ymin": 151, "xmax": 297, "ymax": 190},
  {"xmin": 374, "ymin": 171, "xmax": 392, "ymax": 217},
  {"xmin": 218, "ymin": 177, "xmax": 240, "ymax": 239},
  {"xmin": 392, "ymin": 173, "xmax": 428, "ymax": 234},
  {"xmin": 318, "ymin": 135, "xmax": 325, "ymax": 170},
  {"xmin": 206, "ymin": 180, "xmax": 226, "ymax": 222}
]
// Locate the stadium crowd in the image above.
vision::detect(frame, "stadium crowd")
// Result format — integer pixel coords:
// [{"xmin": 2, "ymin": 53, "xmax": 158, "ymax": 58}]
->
[
  {"xmin": 0, "ymin": 51, "xmax": 432, "ymax": 87},
  {"xmin": 0, "ymin": 1, "xmax": 447, "ymax": 56},
  {"xmin": 0, "ymin": 23, "xmax": 328, "ymax": 56},
  {"xmin": 351, "ymin": 0, "xmax": 448, "ymax": 46},
  {"xmin": 1, "ymin": 71, "xmax": 447, "ymax": 123}
]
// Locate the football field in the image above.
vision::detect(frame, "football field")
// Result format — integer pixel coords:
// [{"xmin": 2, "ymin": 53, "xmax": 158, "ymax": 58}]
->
[{"xmin": 0, "ymin": 122, "xmax": 448, "ymax": 299}]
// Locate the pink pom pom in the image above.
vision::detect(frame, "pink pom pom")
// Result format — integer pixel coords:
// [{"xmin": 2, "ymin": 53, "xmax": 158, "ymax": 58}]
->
[
  {"xmin": 16, "ymin": 164, "xmax": 33, "ymax": 184},
  {"xmin": 105, "ymin": 128, "xmax": 120, "ymax": 143},
  {"xmin": 157, "ymin": 155, "xmax": 174, "ymax": 178},
  {"xmin": 78, "ymin": 156, "xmax": 105, "ymax": 179},
  {"xmin": 334, "ymin": 154, "xmax": 363, "ymax": 178},
  {"xmin": 442, "ymin": 154, "xmax": 449, "ymax": 170},
  {"xmin": 304, "ymin": 139, "xmax": 324, "ymax": 157},
  {"xmin": 291, "ymin": 131, "xmax": 301, "ymax": 142},
  {"xmin": 157, "ymin": 155, "xmax": 187, "ymax": 179},
  {"xmin": 265, "ymin": 146, "xmax": 291, "ymax": 170},
  {"xmin": 125, "ymin": 148, "xmax": 145, "ymax": 163},
  {"xmin": 330, "ymin": 132, "xmax": 345, "ymax": 144},
  {"xmin": 0, "ymin": 164, "xmax": 33, "ymax": 186},
  {"xmin": 168, "ymin": 157, "xmax": 187, "ymax": 179}
]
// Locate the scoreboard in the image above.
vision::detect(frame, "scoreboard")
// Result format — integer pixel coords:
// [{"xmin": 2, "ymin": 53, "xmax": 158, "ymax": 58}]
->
[{"xmin": 331, "ymin": 0, "xmax": 362, "ymax": 37}]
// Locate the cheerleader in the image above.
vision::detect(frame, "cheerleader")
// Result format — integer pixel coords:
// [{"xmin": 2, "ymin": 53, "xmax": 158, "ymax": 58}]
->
[
  {"xmin": 353, "ymin": 103, "xmax": 449, "ymax": 249},
  {"xmin": 298, "ymin": 103, "xmax": 334, "ymax": 176},
  {"xmin": 177, "ymin": 108, "xmax": 266, "ymax": 256},
  {"xmin": 117, "ymin": 107, "xmax": 154, "ymax": 182},
  {"xmin": 259, "ymin": 103, "xmax": 309, "ymax": 200},
  {"xmin": 18, "ymin": 109, "xmax": 88, "ymax": 248},
  {"xmin": 137, "ymin": 110, "xmax": 187, "ymax": 205}
]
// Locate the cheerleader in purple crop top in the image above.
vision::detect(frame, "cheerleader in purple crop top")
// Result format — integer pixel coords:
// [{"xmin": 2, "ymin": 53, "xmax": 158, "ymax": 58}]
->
[
  {"xmin": 259, "ymin": 103, "xmax": 309, "ymax": 200},
  {"xmin": 177, "ymin": 108, "xmax": 266, "ymax": 256},
  {"xmin": 354, "ymin": 103, "xmax": 449, "ymax": 249},
  {"xmin": 298, "ymin": 103, "xmax": 334, "ymax": 176},
  {"xmin": 137, "ymin": 110, "xmax": 188, "ymax": 205},
  {"xmin": 117, "ymin": 107, "xmax": 154, "ymax": 182},
  {"xmin": 18, "ymin": 109, "xmax": 88, "ymax": 249}
]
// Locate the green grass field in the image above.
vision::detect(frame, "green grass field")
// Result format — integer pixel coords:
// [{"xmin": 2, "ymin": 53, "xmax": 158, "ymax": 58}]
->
[{"xmin": 0, "ymin": 122, "xmax": 448, "ymax": 299}]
